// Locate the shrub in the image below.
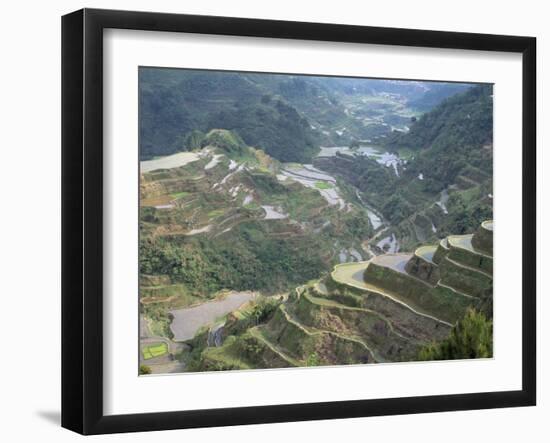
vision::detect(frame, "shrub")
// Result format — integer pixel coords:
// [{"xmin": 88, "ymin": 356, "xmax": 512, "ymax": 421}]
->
[
  {"xmin": 139, "ymin": 364, "xmax": 152, "ymax": 375},
  {"xmin": 418, "ymin": 308, "xmax": 492, "ymax": 361}
]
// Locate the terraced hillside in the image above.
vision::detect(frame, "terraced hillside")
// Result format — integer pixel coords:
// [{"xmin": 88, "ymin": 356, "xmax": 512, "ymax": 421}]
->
[
  {"xmin": 139, "ymin": 129, "xmax": 386, "ymax": 371},
  {"xmin": 314, "ymin": 85, "xmax": 493, "ymax": 251},
  {"xmin": 139, "ymin": 129, "xmax": 375, "ymax": 299},
  {"xmin": 186, "ymin": 221, "xmax": 493, "ymax": 370},
  {"xmin": 137, "ymin": 72, "xmax": 494, "ymax": 374}
]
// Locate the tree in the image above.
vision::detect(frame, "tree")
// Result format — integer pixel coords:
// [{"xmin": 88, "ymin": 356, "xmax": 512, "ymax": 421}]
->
[
  {"xmin": 250, "ymin": 298, "xmax": 278, "ymax": 325},
  {"xmin": 306, "ymin": 352, "xmax": 320, "ymax": 366},
  {"xmin": 183, "ymin": 130, "xmax": 205, "ymax": 150},
  {"xmin": 139, "ymin": 364, "xmax": 152, "ymax": 375},
  {"xmin": 418, "ymin": 308, "xmax": 492, "ymax": 361}
]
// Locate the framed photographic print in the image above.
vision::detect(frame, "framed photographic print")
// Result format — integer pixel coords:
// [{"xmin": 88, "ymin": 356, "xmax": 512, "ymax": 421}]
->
[{"xmin": 61, "ymin": 8, "xmax": 536, "ymax": 435}]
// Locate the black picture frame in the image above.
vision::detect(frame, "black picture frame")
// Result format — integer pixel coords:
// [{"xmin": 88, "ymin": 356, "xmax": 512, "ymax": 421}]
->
[{"xmin": 61, "ymin": 8, "xmax": 536, "ymax": 435}]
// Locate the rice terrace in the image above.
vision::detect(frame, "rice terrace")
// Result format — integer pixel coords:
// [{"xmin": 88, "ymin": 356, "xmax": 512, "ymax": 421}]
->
[
  {"xmin": 142, "ymin": 342, "xmax": 168, "ymax": 360},
  {"xmin": 138, "ymin": 68, "xmax": 494, "ymax": 374}
]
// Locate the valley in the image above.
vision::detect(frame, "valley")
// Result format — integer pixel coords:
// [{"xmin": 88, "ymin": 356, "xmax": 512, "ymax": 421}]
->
[{"xmin": 138, "ymin": 69, "xmax": 493, "ymax": 374}]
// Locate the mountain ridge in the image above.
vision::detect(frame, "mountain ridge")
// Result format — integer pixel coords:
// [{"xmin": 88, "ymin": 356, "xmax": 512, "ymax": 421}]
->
[{"xmin": 139, "ymin": 68, "xmax": 473, "ymax": 162}]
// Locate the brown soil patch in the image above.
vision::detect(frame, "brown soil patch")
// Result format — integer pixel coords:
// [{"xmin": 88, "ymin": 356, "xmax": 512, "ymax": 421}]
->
[{"xmin": 141, "ymin": 194, "xmax": 174, "ymax": 207}]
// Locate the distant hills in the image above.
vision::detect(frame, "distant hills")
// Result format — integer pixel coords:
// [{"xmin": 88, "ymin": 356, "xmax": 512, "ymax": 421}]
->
[
  {"xmin": 407, "ymin": 82, "xmax": 472, "ymax": 111},
  {"xmin": 139, "ymin": 68, "xmax": 472, "ymax": 162},
  {"xmin": 315, "ymin": 84, "xmax": 493, "ymax": 249},
  {"xmin": 139, "ymin": 69, "xmax": 318, "ymax": 162}
]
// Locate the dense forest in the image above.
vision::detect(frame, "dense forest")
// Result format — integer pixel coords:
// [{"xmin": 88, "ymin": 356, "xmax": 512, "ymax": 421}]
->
[
  {"xmin": 140, "ymin": 222, "xmax": 327, "ymax": 295},
  {"xmin": 139, "ymin": 69, "xmax": 317, "ymax": 162},
  {"xmin": 386, "ymin": 84, "xmax": 493, "ymax": 188}
]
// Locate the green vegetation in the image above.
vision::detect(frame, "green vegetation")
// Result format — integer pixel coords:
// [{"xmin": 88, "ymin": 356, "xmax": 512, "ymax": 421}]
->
[
  {"xmin": 140, "ymin": 283, "xmax": 202, "ymax": 307},
  {"xmin": 418, "ymin": 309, "xmax": 493, "ymax": 360},
  {"xmin": 140, "ymin": 222, "xmax": 328, "ymax": 296},
  {"xmin": 389, "ymin": 85, "xmax": 492, "ymax": 150},
  {"xmin": 139, "ymin": 69, "xmax": 318, "ymax": 162},
  {"xmin": 315, "ymin": 181, "xmax": 333, "ymax": 189},
  {"xmin": 178, "ymin": 220, "xmax": 493, "ymax": 371},
  {"xmin": 171, "ymin": 191, "xmax": 189, "ymax": 199},
  {"xmin": 202, "ymin": 129, "xmax": 247, "ymax": 154},
  {"xmin": 141, "ymin": 304, "xmax": 174, "ymax": 339},
  {"xmin": 387, "ymin": 85, "xmax": 493, "ymax": 192},
  {"xmin": 138, "ymin": 70, "xmax": 493, "ymax": 374},
  {"xmin": 207, "ymin": 209, "xmax": 225, "ymax": 218},
  {"xmin": 142, "ymin": 342, "xmax": 169, "ymax": 360},
  {"xmin": 139, "ymin": 364, "xmax": 152, "ymax": 375},
  {"xmin": 332, "ymin": 220, "xmax": 492, "ymax": 325},
  {"xmin": 315, "ymin": 85, "xmax": 493, "ymax": 249},
  {"xmin": 436, "ymin": 186, "xmax": 493, "ymax": 238},
  {"xmin": 364, "ymin": 261, "xmax": 471, "ymax": 324},
  {"xmin": 248, "ymin": 296, "xmax": 280, "ymax": 325},
  {"xmin": 438, "ymin": 256, "xmax": 492, "ymax": 298},
  {"xmin": 139, "ymin": 68, "xmax": 470, "ymax": 162},
  {"xmin": 139, "ymin": 145, "xmax": 374, "ymax": 299}
]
